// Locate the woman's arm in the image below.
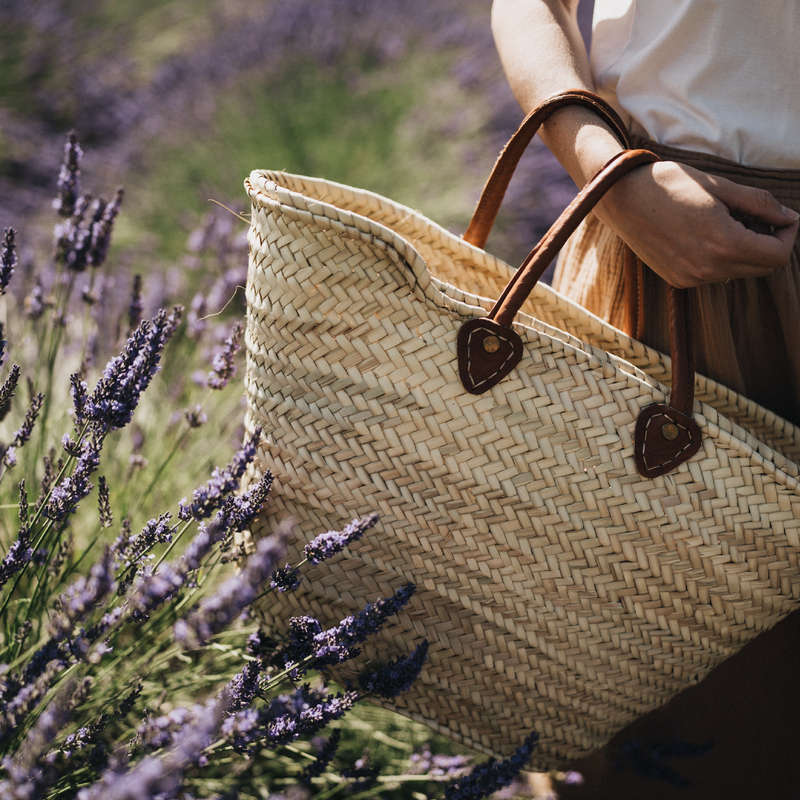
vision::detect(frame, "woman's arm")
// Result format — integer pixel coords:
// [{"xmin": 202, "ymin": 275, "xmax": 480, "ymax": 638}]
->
[{"xmin": 491, "ymin": 0, "xmax": 799, "ymax": 288}]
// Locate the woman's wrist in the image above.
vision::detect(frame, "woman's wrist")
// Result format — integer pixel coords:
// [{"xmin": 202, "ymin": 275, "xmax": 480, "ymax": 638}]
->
[{"xmin": 539, "ymin": 105, "xmax": 627, "ymax": 188}]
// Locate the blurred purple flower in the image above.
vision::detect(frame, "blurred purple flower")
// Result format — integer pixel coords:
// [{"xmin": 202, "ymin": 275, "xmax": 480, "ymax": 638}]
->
[
  {"xmin": 88, "ymin": 187, "xmax": 124, "ymax": 269},
  {"xmin": 301, "ymin": 728, "xmax": 341, "ymax": 785},
  {"xmin": 206, "ymin": 320, "xmax": 243, "ymax": 390},
  {"xmin": 127, "ymin": 274, "xmax": 144, "ymax": 335},
  {"xmin": 175, "ymin": 527, "xmax": 287, "ymax": 648},
  {"xmin": 47, "ymin": 547, "xmax": 116, "ymax": 643},
  {"xmin": 53, "ymin": 132, "xmax": 82, "ymax": 218},
  {"xmin": 0, "ymin": 228, "xmax": 16, "ymax": 295}
]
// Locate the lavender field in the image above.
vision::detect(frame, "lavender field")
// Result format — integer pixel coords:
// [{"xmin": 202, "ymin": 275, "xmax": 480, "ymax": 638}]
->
[{"xmin": 0, "ymin": 1, "xmax": 598, "ymax": 798}]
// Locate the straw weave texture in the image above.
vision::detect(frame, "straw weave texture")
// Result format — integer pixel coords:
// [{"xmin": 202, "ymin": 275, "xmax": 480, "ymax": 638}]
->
[{"xmin": 241, "ymin": 169, "xmax": 800, "ymax": 767}]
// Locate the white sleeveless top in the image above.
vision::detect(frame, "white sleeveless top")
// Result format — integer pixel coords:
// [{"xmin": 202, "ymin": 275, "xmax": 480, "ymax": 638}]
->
[{"xmin": 590, "ymin": 0, "xmax": 800, "ymax": 168}]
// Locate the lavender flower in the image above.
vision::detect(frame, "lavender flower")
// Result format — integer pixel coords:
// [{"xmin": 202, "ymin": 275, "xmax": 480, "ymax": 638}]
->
[
  {"xmin": 24, "ymin": 278, "xmax": 45, "ymax": 319},
  {"xmin": 282, "ymin": 583, "xmax": 416, "ymax": 675},
  {"xmin": 0, "ymin": 364, "xmax": 21, "ymax": 422},
  {"xmin": 0, "ymin": 679, "xmax": 82, "ymax": 798},
  {"xmin": 47, "ymin": 548, "xmax": 116, "ymax": 643},
  {"xmin": 213, "ymin": 469, "xmax": 273, "ymax": 533},
  {"xmin": 127, "ymin": 274, "xmax": 144, "ymax": 335},
  {"xmin": 222, "ymin": 689, "xmax": 357, "ymax": 753},
  {"xmin": 53, "ymin": 132, "xmax": 82, "ymax": 218},
  {"xmin": 409, "ymin": 748, "xmax": 473, "ymax": 779},
  {"xmin": 301, "ymin": 729, "xmax": 341, "ymax": 785},
  {"xmin": 342, "ymin": 750, "xmax": 380, "ymax": 794},
  {"xmin": 83, "ymin": 696, "xmax": 227, "ymax": 800},
  {"xmin": 77, "ymin": 306, "xmax": 183, "ymax": 430},
  {"xmin": 359, "ymin": 639, "xmax": 429, "ymax": 699},
  {"xmin": 0, "ymin": 228, "xmax": 16, "ymax": 295},
  {"xmin": 225, "ymin": 661, "xmax": 263, "ymax": 712},
  {"xmin": 129, "ymin": 517, "xmax": 226, "ymax": 620},
  {"xmin": 178, "ymin": 428, "xmax": 261, "ymax": 520},
  {"xmin": 270, "ymin": 563, "xmax": 303, "ymax": 592},
  {"xmin": 443, "ymin": 731, "xmax": 539, "ymax": 800},
  {"xmin": 175, "ymin": 528, "xmax": 287, "ymax": 648},
  {"xmin": 0, "ymin": 525, "xmax": 33, "ymax": 589},
  {"xmin": 183, "ymin": 404, "xmax": 208, "ymax": 428},
  {"xmin": 88, "ymin": 187, "xmax": 124, "ymax": 269},
  {"xmin": 0, "ymin": 660, "xmax": 63, "ymax": 745},
  {"xmin": 45, "ymin": 434, "xmax": 102, "ymax": 521},
  {"xmin": 303, "ymin": 513, "xmax": 378, "ymax": 564},
  {"xmin": 11, "ymin": 390, "xmax": 45, "ymax": 449},
  {"xmin": 207, "ymin": 320, "xmax": 243, "ymax": 389},
  {"xmin": 55, "ymin": 194, "xmax": 95, "ymax": 272},
  {"xmin": 98, "ymin": 476, "xmax": 112, "ymax": 528}
]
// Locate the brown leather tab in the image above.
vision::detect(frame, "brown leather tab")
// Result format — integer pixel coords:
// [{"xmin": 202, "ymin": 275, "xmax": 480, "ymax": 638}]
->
[
  {"xmin": 457, "ymin": 318, "xmax": 523, "ymax": 394},
  {"xmin": 634, "ymin": 403, "xmax": 701, "ymax": 478}
]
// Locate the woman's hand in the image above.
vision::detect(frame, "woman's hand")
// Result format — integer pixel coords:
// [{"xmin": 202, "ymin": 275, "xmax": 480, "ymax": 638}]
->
[{"xmin": 595, "ymin": 160, "xmax": 800, "ymax": 288}]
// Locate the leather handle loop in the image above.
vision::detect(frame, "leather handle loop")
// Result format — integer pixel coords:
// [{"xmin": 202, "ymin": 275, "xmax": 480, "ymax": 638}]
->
[
  {"xmin": 489, "ymin": 149, "xmax": 659, "ymax": 327},
  {"xmin": 457, "ymin": 89, "xmax": 702, "ymax": 477},
  {"xmin": 464, "ymin": 89, "xmax": 630, "ymax": 250}
]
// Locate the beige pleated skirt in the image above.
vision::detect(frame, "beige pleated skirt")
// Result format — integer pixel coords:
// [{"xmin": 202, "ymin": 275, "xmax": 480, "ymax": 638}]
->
[{"xmin": 552, "ymin": 137, "xmax": 800, "ymax": 425}]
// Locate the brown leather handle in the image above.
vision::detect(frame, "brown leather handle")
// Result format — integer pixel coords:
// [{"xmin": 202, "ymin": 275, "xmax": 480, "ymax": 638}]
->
[
  {"xmin": 457, "ymin": 90, "xmax": 701, "ymax": 478},
  {"xmin": 464, "ymin": 89, "xmax": 630, "ymax": 250},
  {"xmin": 490, "ymin": 149, "xmax": 658, "ymax": 327}
]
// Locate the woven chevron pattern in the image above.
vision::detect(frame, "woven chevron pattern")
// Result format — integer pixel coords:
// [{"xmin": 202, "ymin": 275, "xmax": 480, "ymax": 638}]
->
[{"xmin": 241, "ymin": 169, "xmax": 800, "ymax": 767}]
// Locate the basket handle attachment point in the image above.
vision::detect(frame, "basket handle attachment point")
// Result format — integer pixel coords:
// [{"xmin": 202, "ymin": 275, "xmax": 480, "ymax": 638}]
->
[{"xmin": 457, "ymin": 90, "xmax": 701, "ymax": 477}]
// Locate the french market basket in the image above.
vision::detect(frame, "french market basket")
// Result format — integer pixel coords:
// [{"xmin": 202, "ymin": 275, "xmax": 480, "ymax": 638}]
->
[{"xmin": 239, "ymin": 93, "xmax": 800, "ymax": 767}]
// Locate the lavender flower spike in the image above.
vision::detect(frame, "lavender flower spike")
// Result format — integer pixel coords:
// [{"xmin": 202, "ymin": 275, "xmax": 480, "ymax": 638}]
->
[
  {"xmin": 0, "ymin": 228, "xmax": 16, "ymax": 295},
  {"xmin": 81, "ymin": 306, "xmax": 183, "ymax": 430},
  {"xmin": 207, "ymin": 320, "xmax": 243, "ymax": 390},
  {"xmin": 88, "ymin": 186, "xmax": 124, "ymax": 269},
  {"xmin": 174, "ymin": 524, "xmax": 288, "ymax": 648},
  {"xmin": 283, "ymin": 583, "xmax": 417, "ymax": 675},
  {"xmin": 11, "ymin": 391, "xmax": 45, "ymax": 449},
  {"xmin": 53, "ymin": 132, "xmax": 82, "ymax": 218},
  {"xmin": 0, "ymin": 526, "xmax": 33, "ymax": 589},
  {"xmin": 45, "ymin": 434, "xmax": 102, "ymax": 521},
  {"xmin": 303, "ymin": 513, "xmax": 379, "ymax": 564},
  {"xmin": 178, "ymin": 427, "xmax": 262, "ymax": 520},
  {"xmin": 360, "ymin": 639, "xmax": 429, "ymax": 699},
  {"xmin": 443, "ymin": 730, "xmax": 539, "ymax": 800}
]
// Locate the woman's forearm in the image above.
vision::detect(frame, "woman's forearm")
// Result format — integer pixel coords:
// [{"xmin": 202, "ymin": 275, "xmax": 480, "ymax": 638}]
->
[{"xmin": 491, "ymin": 0, "xmax": 625, "ymax": 187}]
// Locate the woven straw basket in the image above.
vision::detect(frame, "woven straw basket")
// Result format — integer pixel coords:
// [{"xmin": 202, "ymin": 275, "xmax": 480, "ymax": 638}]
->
[{"xmin": 240, "ymin": 98, "xmax": 800, "ymax": 767}]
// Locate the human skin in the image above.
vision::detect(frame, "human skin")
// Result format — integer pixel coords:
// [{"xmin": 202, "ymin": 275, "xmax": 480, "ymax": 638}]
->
[{"xmin": 490, "ymin": 0, "xmax": 799, "ymax": 289}]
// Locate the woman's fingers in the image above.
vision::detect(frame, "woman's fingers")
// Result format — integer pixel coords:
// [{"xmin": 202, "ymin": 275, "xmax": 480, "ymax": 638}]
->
[{"xmin": 596, "ymin": 163, "xmax": 799, "ymax": 288}]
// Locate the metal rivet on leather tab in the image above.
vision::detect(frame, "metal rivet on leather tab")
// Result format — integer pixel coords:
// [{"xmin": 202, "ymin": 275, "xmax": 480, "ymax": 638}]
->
[
  {"xmin": 661, "ymin": 422, "xmax": 680, "ymax": 441},
  {"xmin": 483, "ymin": 335, "xmax": 501, "ymax": 353}
]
